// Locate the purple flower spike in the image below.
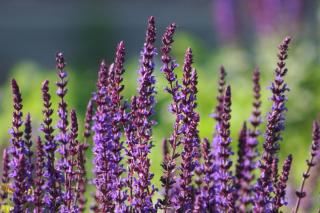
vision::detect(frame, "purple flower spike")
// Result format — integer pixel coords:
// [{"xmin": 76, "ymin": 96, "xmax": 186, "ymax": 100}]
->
[
  {"xmin": 235, "ymin": 70, "xmax": 262, "ymax": 211},
  {"xmin": 254, "ymin": 37, "xmax": 291, "ymax": 212},
  {"xmin": 235, "ymin": 68, "xmax": 262, "ymax": 210},
  {"xmin": 34, "ymin": 137, "xmax": 45, "ymax": 213},
  {"xmin": 77, "ymin": 142, "xmax": 89, "ymax": 213},
  {"xmin": 274, "ymin": 154, "xmax": 292, "ymax": 210},
  {"xmin": 1, "ymin": 149, "xmax": 10, "ymax": 204},
  {"xmin": 158, "ymin": 22, "xmax": 183, "ymax": 211},
  {"xmin": 64, "ymin": 109, "xmax": 79, "ymax": 212},
  {"xmin": 12, "ymin": 154, "xmax": 27, "ymax": 213},
  {"xmin": 108, "ymin": 41, "xmax": 127, "ymax": 212},
  {"xmin": 129, "ymin": 16, "xmax": 157, "ymax": 212},
  {"xmin": 212, "ymin": 66, "xmax": 227, "ymax": 122},
  {"xmin": 41, "ymin": 80, "xmax": 60, "ymax": 211},
  {"xmin": 235, "ymin": 122, "xmax": 251, "ymax": 211},
  {"xmin": 178, "ymin": 48, "xmax": 200, "ymax": 211},
  {"xmin": 294, "ymin": 121, "xmax": 320, "ymax": 213},
  {"xmin": 93, "ymin": 61, "xmax": 115, "ymax": 211},
  {"xmin": 209, "ymin": 66, "xmax": 228, "ymax": 211},
  {"xmin": 83, "ymin": 99, "xmax": 94, "ymax": 140},
  {"xmin": 10, "ymin": 79, "xmax": 24, "ymax": 158},
  {"xmin": 55, "ymin": 53, "xmax": 70, "ymax": 197},
  {"xmin": 24, "ymin": 113, "xmax": 34, "ymax": 191},
  {"xmin": 216, "ymin": 85, "xmax": 235, "ymax": 212},
  {"xmin": 77, "ymin": 99, "xmax": 93, "ymax": 212},
  {"xmin": 194, "ymin": 138, "xmax": 212, "ymax": 211}
]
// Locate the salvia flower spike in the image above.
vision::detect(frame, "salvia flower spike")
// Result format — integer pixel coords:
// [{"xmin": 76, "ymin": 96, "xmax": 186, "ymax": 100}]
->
[
  {"xmin": 254, "ymin": 36, "xmax": 291, "ymax": 212},
  {"xmin": 274, "ymin": 154, "xmax": 293, "ymax": 210},
  {"xmin": 41, "ymin": 80, "xmax": 60, "ymax": 211},
  {"xmin": 130, "ymin": 16, "xmax": 157, "ymax": 212},
  {"xmin": 34, "ymin": 136, "xmax": 45, "ymax": 213},
  {"xmin": 178, "ymin": 48, "xmax": 200, "ymax": 211},
  {"xmin": 158, "ymin": 22, "xmax": 182, "ymax": 211},
  {"xmin": 55, "ymin": 52, "xmax": 70, "ymax": 210},
  {"xmin": 77, "ymin": 99, "xmax": 93, "ymax": 212},
  {"xmin": 92, "ymin": 61, "xmax": 115, "ymax": 211},
  {"xmin": 108, "ymin": 41, "xmax": 127, "ymax": 212}
]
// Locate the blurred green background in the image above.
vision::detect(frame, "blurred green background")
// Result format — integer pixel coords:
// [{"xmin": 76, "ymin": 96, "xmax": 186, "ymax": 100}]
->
[{"xmin": 1, "ymin": 0, "xmax": 320, "ymax": 211}]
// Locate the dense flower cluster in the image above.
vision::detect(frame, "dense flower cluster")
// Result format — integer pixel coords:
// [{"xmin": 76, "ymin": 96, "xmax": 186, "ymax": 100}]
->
[{"xmin": 1, "ymin": 17, "xmax": 320, "ymax": 213}]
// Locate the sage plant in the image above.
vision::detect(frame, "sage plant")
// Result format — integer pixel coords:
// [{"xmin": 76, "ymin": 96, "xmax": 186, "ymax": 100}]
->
[{"xmin": 1, "ymin": 17, "xmax": 320, "ymax": 213}]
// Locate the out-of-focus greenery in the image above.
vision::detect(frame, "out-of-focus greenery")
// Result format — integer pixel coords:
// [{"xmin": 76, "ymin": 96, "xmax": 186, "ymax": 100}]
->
[{"xmin": 0, "ymin": 32, "xmax": 320, "ymax": 208}]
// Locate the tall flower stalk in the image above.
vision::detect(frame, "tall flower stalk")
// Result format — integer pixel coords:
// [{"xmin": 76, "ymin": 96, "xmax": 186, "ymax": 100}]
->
[
  {"xmin": 254, "ymin": 37, "xmax": 291, "ymax": 212},
  {"xmin": 108, "ymin": 41, "xmax": 127, "ymax": 212},
  {"xmin": 178, "ymin": 48, "xmax": 200, "ymax": 211},
  {"xmin": 64, "ymin": 109, "xmax": 79, "ymax": 212},
  {"xmin": 274, "ymin": 154, "xmax": 292, "ymax": 210},
  {"xmin": 235, "ymin": 68, "xmax": 262, "ymax": 210},
  {"xmin": 2, "ymin": 17, "xmax": 320, "ymax": 213},
  {"xmin": 34, "ymin": 137, "xmax": 45, "ymax": 213},
  {"xmin": 216, "ymin": 85, "xmax": 235, "ymax": 211},
  {"xmin": 93, "ymin": 61, "xmax": 115, "ymax": 211},
  {"xmin": 55, "ymin": 52, "xmax": 70, "ymax": 210},
  {"xmin": 10, "ymin": 79, "xmax": 28, "ymax": 212},
  {"xmin": 23, "ymin": 113, "xmax": 33, "ymax": 191},
  {"xmin": 158, "ymin": 22, "xmax": 182, "ymax": 211},
  {"xmin": 125, "ymin": 16, "xmax": 157, "ymax": 211},
  {"xmin": 41, "ymin": 80, "xmax": 60, "ymax": 212},
  {"xmin": 76, "ymin": 99, "xmax": 93, "ymax": 212}
]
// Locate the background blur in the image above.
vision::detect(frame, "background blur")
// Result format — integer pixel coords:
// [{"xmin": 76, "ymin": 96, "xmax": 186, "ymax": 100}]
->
[{"xmin": 1, "ymin": 0, "xmax": 320, "ymax": 211}]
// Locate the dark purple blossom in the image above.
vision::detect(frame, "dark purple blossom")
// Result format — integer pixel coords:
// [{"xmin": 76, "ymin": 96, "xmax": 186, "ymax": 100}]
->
[
  {"xmin": 77, "ymin": 99, "xmax": 93, "ymax": 212},
  {"xmin": 10, "ymin": 79, "xmax": 24, "ymax": 160},
  {"xmin": 235, "ymin": 69, "xmax": 262, "ymax": 210},
  {"xmin": 34, "ymin": 137, "xmax": 45, "ymax": 213},
  {"xmin": 83, "ymin": 99, "xmax": 94, "ymax": 140},
  {"xmin": 216, "ymin": 85, "xmax": 235, "ymax": 212},
  {"xmin": 24, "ymin": 113, "xmax": 34, "ymax": 191},
  {"xmin": 127, "ymin": 16, "xmax": 157, "ymax": 212},
  {"xmin": 41, "ymin": 80, "xmax": 60, "ymax": 211},
  {"xmin": 235, "ymin": 122, "xmax": 250, "ymax": 211},
  {"xmin": 55, "ymin": 53, "xmax": 70, "ymax": 200},
  {"xmin": 254, "ymin": 36, "xmax": 291, "ymax": 212},
  {"xmin": 194, "ymin": 138, "xmax": 212, "ymax": 211},
  {"xmin": 158, "ymin": 22, "xmax": 183, "ymax": 211},
  {"xmin": 63, "ymin": 109, "xmax": 79, "ymax": 212},
  {"xmin": 178, "ymin": 48, "xmax": 200, "ymax": 211},
  {"xmin": 92, "ymin": 61, "xmax": 115, "ymax": 211},
  {"xmin": 274, "ymin": 154, "xmax": 292, "ymax": 210},
  {"xmin": 108, "ymin": 41, "xmax": 127, "ymax": 212},
  {"xmin": 209, "ymin": 66, "xmax": 228, "ymax": 211},
  {"xmin": 12, "ymin": 154, "xmax": 27, "ymax": 213}
]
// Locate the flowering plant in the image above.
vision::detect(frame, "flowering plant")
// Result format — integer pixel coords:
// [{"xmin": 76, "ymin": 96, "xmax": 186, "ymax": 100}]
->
[{"xmin": 0, "ymin": 17, "xmax": 319, "ymax": 213}]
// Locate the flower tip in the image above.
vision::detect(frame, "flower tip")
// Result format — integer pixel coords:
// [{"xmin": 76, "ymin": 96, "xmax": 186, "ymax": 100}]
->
[
  {"xmin": 41, "ymin": 80, "xmax": 49, "ymax": 88},
  {"xmin": 11, "ymin": 78, "xmax": 17, "ymax": 86},
  {"xmin": 56, "ymin": 52, "xmax": 64, "ymax": 62},
  {"xmin": 226, "ymin": 85, "xmax": 231, "ymax": 96},
  {"xmin": 148, "ymin": 16, "xmax": 155, "ymax": 23},
  {"xmin": 100, "ymin": 59, "xmax": 107, "ymax": 67},
  {"xmin": 284, "ymin": 36, "xmax": 291, "ymax": 44}
]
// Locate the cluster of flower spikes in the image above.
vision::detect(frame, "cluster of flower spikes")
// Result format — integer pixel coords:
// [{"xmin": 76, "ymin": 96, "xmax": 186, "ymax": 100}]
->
[{"xmin": 0, "ymin": 16, "xmax": 320, "ymax": 213}]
